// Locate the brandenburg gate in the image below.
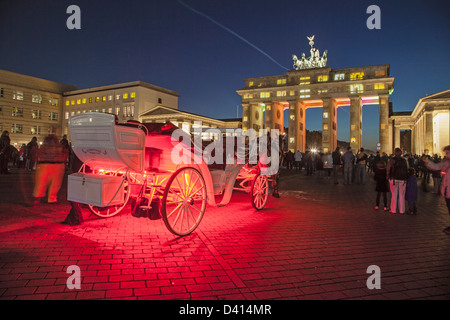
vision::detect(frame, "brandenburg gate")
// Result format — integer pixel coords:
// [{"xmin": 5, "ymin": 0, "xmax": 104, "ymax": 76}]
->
[{"xmin": 237, "ymin": 36, "xmax": 395, "ymax": 154}]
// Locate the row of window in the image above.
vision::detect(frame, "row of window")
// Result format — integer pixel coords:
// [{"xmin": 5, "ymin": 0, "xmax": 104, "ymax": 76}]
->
[
  {"xmin": 65, "ymin": 92, "xmax": 137, "ymax": 106},
  {"xmin": 1, "ymin": 106, "xmax": 58, "ymax": 121},
  {"xmin": 64, "ymin": 104, "xmax": 136, "ymax": 120},
  {"xmin": 248, "ymin": 70, "xmax": 386, "ymax": 87},
  {"xmin": 0, "ymin": 88, "xmax": 60, "ymax": 106},
  {"xmin": 243, "ymin": 83, "xmax": 386, "ymax": 99},
  {"xmin": 9, "ymin": 124, "xmax": 57, "ymax": 135}
]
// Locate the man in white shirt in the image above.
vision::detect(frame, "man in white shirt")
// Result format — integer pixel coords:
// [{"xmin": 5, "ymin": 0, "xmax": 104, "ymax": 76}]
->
[{"xmin": 294, "ymin": 150, "xmax": 302, "ymax": 171}]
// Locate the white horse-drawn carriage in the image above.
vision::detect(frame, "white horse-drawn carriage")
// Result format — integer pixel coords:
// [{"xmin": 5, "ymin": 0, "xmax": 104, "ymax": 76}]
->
[{"xmin": 67, "ymin": 113, "xmax": 271, "ymax": 236}]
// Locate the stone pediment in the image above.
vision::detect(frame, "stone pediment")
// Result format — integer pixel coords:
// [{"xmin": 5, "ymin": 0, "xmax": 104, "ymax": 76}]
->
[
  {"xmin": 422, "ymin": 89, "xmax": 450, "ymax": 101},
  {"xmin": 140, "ymin": 106, "xmax": 180, "ymax": 117}
]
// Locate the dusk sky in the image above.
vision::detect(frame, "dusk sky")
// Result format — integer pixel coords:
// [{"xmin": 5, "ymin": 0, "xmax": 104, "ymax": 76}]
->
[{"xmin": 1, "ymin": 0, "xmax": 449, "ymax": 150}]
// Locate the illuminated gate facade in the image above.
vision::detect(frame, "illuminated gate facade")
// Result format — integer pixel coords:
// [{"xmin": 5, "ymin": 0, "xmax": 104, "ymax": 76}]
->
[{"xmin": 237, "ymin": 36, "xmax": 395, "ymax": 154}]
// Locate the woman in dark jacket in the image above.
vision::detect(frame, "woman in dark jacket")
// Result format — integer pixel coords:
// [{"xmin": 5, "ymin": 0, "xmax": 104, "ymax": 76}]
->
[{"xmin": 374, "ymin": 160, "xmax": 389, "ymax": 211}]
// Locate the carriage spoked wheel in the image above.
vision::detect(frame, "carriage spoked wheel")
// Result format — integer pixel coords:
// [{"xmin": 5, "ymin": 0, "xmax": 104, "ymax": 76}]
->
[
  {"xmin": 87, "ymin": 177, "xmax": 131, "ymax": 218},
  {"xmin": 161, "ymin": 167, "xmax": 207, "ymax": 236},
  {"xmin": 251, "ymin": 174, "xmax": 269, "ymax": 210}
]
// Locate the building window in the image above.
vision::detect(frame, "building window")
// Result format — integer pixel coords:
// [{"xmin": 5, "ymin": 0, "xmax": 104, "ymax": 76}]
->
[
  {"xmin": 13, "ymin": 91, "xmax": 24, "ymax": 100},
  {"xmin": 12, "ymin": 107, "xmax": 24, "ymax": 117},
  {"xmin": 375, "ymin": 70, "xmax": 385, "ymax": 77},
  {"xmin": 243, "ymin": 116, "xmax": 248, "ymax": 122},
  {"xmin": 49, "ymin": 112, "xmax": 58, "ymax": 121},
  {"xmin": 123, "ymin": 93, "xmax": 128, "ymax": 100},
  {"xmin": 299, "ymin": 76, "xmax": 310, "ymax": 85},
  {"xmin": 116, "ymin": 95, "xmax": 120, "ymax": 100},
  {"xmin": 95, "ymin": 97, "xmax": 100, "ymax": 103},
  {"xmin": 158, "ymin": 98, "xmax": 162, "ymax": 104},
  {"xmin": 350, "ymin": 84, "xmax": 364, "ymax": 93},
  {"xmin": 108, "ymin": 107, "xmax": 113, "ymax": 113},
  {"xmin": 323, "ymin": 124, "xmax": 329, "ymax": 130},
  {"xmin": 32, "ymin": 94, "xmax": 42, "ymax": 104},
  {"xmin": 334, "ymin": 73, "xmax": 345, "ymax": 81},
  {"xmin": 77, "ymin": 99, "xmax": 81, "ymax": 105},
  {"xmin": 277, "ymin": 79, "xmax": 287, "ymax": 85},
  {"xmin": 318, "ymin": 89, "xmax": 328, "ymax": 94},
  {"xmin": 260, "ymin": 92, "xmax": 270, "ymax": 98},
  {"xmin": 71, "ymin": 100, "xmax": 75, "ymax": 105},
  {"xmin": 350, "ymin": 72, "xmax": 364, "ymax": 80},
  {"xmin": 277, "ymin": 91, "xmax": 287, "ymax": 97},
  {"xmin": 49, "ymin": 97, "xmax": 59, "ymax": 106},
  {"xmin": 323, "ymin": 112, "xmax": 329, "ymax": 119},
  {"xmin": 0, "ymin": 88, "xmax": 3, "ymax": 97},
  {"xmin": 65, "ymin": 112, "xmax": 69, "ymax": 120},
  {"xmin": 11, "ymin": 124, "xmax": 23, "ymax": 134},
  {"xmin": 374, "ymin": 83, "xmax": 385, "ymax": 90},
  {"xmin": 32, "ymin": 110, "xmax": 42, "ymax": 119},
  {"xmin": 71, "ymin": 111, "xmax": 75, "ymax": 116},
  {"xmin": 66, "ymin": 100, "xmax": 70, "ymax": 106},
  {"xmin": 108, "ymin": 95, "xmax": 113, "ymax": 101},
  {"xmin": 31, "ymin": 126, "xmax": 41, "ymax": 135},
  {"xmin": 243, "ymin": 93, "xmax": 253, "ymax": 99},
  {"xmin": 290, "ymin": 115, "xmax": 295, "ymax": 120},
  {"xmin": 318, "ymin": 75, "xmax": 328, "ymax": 82},
  {"xmin": 249, "ymin": 81, "xmax": 254, "ymax": 87},
  {"xmin": 82, "ymin": 98, "xmax": 87, "ymax": 104},
  {"xmin": 115, "ymin": 107, "xmax": 120, "ymax": 116},
  {"xmin": 89, "ymin": 98, "xmax": 93, "ymax": 103},
  {"xmin": 130, "ymin": 92, "xmax": 136, "ymax": 99},
  {"xmin": 102, "ymin": 96, "xmax": 107, "ymax": 102}
]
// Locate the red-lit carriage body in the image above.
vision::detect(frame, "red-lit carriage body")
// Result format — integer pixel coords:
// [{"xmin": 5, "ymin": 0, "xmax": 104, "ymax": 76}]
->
[{"xmin": 67, "ymin": 113, "xmax": 269, "ymax": 236}]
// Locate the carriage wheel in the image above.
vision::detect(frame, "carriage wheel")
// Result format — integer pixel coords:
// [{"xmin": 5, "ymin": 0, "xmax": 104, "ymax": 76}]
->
[
  {"xmin": 88, "ymin": 179, "xmax": 131, "ymax": 218},
  {"xmin": 251, "ymin": 174, "xmax": 269, "ymax": 210},
  {"xmin": 161, "ymin": 167, "xmax": 207, "ymax": 236}
]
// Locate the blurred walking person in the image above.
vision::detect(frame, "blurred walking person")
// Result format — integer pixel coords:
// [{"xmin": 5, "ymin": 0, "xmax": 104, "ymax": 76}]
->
[
  {"xmin": 373, "ymin": 160, "xmax": 389, "ymax": 211},
  {"xmin": 30, "ymin": 134, "xmax": 68, "ymax": 206},
  {"xmin": 387, "ymin": 148, "xmax": 409, "ymax": 214},
  {"xmin": 342, "ymin": 147, "xmax": 354, "ymax": 185}
]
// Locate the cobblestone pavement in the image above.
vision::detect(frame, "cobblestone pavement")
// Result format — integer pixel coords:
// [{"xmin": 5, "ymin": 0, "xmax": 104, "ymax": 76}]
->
[{"xmin": 0, "ymin": 167, "xmax": 449, "ymax": 300}]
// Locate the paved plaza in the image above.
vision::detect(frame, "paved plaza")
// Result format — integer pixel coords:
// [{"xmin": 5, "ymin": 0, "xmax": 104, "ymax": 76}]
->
[{"xmin": 0, "ymin": 167, "xmax": 449, "ymax": 300}]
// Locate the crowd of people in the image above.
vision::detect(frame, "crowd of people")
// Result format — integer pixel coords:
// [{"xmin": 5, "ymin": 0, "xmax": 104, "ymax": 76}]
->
[
  {"xmin": 0, "ymin": 131, "xmax": 70, "ymax": 206},
  {"xmin": 278, "ymin": 145, "xmax": 450, "ymax": 234}
]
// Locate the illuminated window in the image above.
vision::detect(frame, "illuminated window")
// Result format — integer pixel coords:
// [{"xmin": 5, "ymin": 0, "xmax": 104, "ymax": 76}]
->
[
  {"xmin": 108, "ymin": 107, "xmax": 113, "ymax": 113},
  {"xmin": 102, "ymin": 96, "xmax": 106, "ymax": 102},
  {"xmin": 116, "ymin": 95, "xmax": 120, "ymax": 100},
  {"xmin": 32, "ymin": 110, "xmax": 41, "ymax": 119},
  {"xmin": 374, "ymin": 83, "xmax": 385, "ymax": 90},
  {"xmin": 290, "ymin": 115, "xmax": 295, "ymax": 120},
  {"xmin": 65, "ymin": 112, "xmax": 69, "ymax": 120},
  {"xmin": 49, "ymin": 112, "xmax": 58, "ymax": 121},
  {"xmin": 300, "ymin": 76, "xmax": 310, "ymax": 80},
  {"xmin": 71, "ymin": 100, "xmax": 75, "ymax": 105},
  {"xmin": 82, "ymin": 98, "xmax": 87, "ymax": 104},
  {"xmin": 300, "ymin": 89, "xmax": 310, "ymax": 93},
  {"xmin": 77, "ymin": 111, "xmax": 81, "ymax": 114},
  {"xmin": 351, "ymin": 137, "xmax": 356, "ymax": 143},
  {"xmin": 32, "ymin": 94, "xmax": 42, "ymax": 104},
  {"xmin": 277, "ymin": 91, "xmax": 287, "ymax": 97},
  {"xmin": 243, "ymin": 93, "xmax": 253, "ymax": 99},
  {"xmin": 123, "ymin": 93, "xmax": 129, "ymax": 99},
  {"xmin": 13, "ymin": 91, "xmax": 24, "ymax": 100},
  {"xmin": 243, "ymin": 116, "xmax": 248, "ymax": 122},
  {"xmin": 323, "ymin": 112, "xmax": 329, "ymax": 119},
  {"xmin": 260, "ymin": 92, "xmax": 270, "ymax": 98},
  {"xmin": 318, "ymin": 89, "xmax": 328, "ymax": 94},
  {"xmin": 350, "ymin": 84, "xmax": 364, "ymax": 93},
  {"xmin": 318, "ymin": 75, "xmax": 328, "ymax": 82},
  {"xmin": 77, "ymin": 99, "xmax": 81, "ymax": 105},
  {"xmin": 290, "ymin": 137, "xmax": 295, "ymax": 143},
  {"xmin": 334, "ymin": 73, "xmax": 345, "ymax": 81},
  {"xmin": 102, "ymin": 108, "xmax": 106, "ymax": 113},
  {"xmin": 115, "ymin": 107, "xmax": 120, "ymax": 115},
  {"xmin": 350, "ymin": 72, "xmax": 364, "ymax": 80},
  {"xmin": 375, "ymin": 70, "xmax": 385, "ymax": 77},
  {"xmin": 71, "ymin": 111, "xmax": 75, "ymax": 116},
  {"xmin": 31, "ymin": 126, "xmax": 41, "ymax": 135},
  {"xmin": 12, "ymin": 107, "xmax": 24, "ymax": 117},
  {"xmin": 66, "ymin": 100, "xmax": 70, "ymax": 106},
  {"xmin": 277, "ymin": 79, "xmax": 287, "ymax": 85},
  {"xmin": 95, "ymin": 97, "xmax": 100, "ymax": 102},
  {"xmin": 299, "ymin": 95, "xmax": 310, "ymax": 98},
  {"xmin": 11, "ymin": 124, "xmax": 23, "ymax": 134},
  {"xmin": 290, "ymin": 91, "xmax": 295, "ymax": 96},
  {"xmin": 380, "ymin": 124, "xmax": 386, "ymax": 130},
  {"xmin": 130, "ymin": 92, "xmax": 136, "ymax": 98},
  {"xmin": 323, "ymin": 124, "xmax": 329, "ymax": 130},
  {"xmin": 109, "ymin": 95, "xmax": 113, "ymax": 101},
  {"xmin": 89, "ymin": 98, "xmax": 93, "ymax": 103},
  {"xmin": 49, "ymin": 98, "xmax": 59, "ymax": 106},
  {"xmin": 249, "ymin": 81, "xmax": 254, "ymax": 87}
]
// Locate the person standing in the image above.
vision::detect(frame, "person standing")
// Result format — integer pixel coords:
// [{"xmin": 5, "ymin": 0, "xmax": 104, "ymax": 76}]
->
[
  {"xmin": 373, "ymin": 160, "xmax": 389, "ymax": 211},
  {"xmin": 405, "ymin": 168, "xmax": 418, "ymax": 215},
  {"xmin": 26, "ymin": 137, "xmax": 38, "ymax": 171},
  {"xmin": 356, "ymin": 147, "xmax": 368, "ymax": 185},
  {"xmin": 332, "ymin": 147, "xmax": 341, "ymax": 184},
  {"xmin": 342, "ymin": 147, "xmax": 355, "ymax": 185},
  {"xmin": 424, "ymin": 145, "xmax": 450, "ymax": 234},
  {"xmin": 294, "ymin": 150, "xmax": 302, "ymax": 171},
  {"xmin": 430, "ymin": 155, "xmax": 441, "ymax": 194},
  {"xmin": 387, "ymin": 148, "xmax": 409, "ymax": 214},
  {"xmin": 30, "ymin": 134, "xmax": 68, "ymax": 206},
  {"xmin": 0, "ymin": 130, "xmax": 11, "ymax": 174}
]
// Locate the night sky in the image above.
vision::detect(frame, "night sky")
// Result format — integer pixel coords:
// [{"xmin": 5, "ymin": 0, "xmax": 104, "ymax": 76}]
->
[{"xmin": 1, "ymin": 0, "xmax": 449, "ymax": 150}]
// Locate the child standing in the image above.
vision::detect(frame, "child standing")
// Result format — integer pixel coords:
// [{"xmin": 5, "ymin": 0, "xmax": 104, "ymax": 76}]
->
[
  {"xmin": 374, "ymin": 161, "xmax": 389, "ymax": 211},
  {"xmin": 406, "ymin": 168, "xmax": 418, "ymax": 214}
]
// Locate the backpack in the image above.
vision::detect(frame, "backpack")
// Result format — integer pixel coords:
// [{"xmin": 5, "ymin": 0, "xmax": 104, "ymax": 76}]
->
[{"xmin": 390, "ymin": 157, "xmax": 408, "ymax": 180}]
